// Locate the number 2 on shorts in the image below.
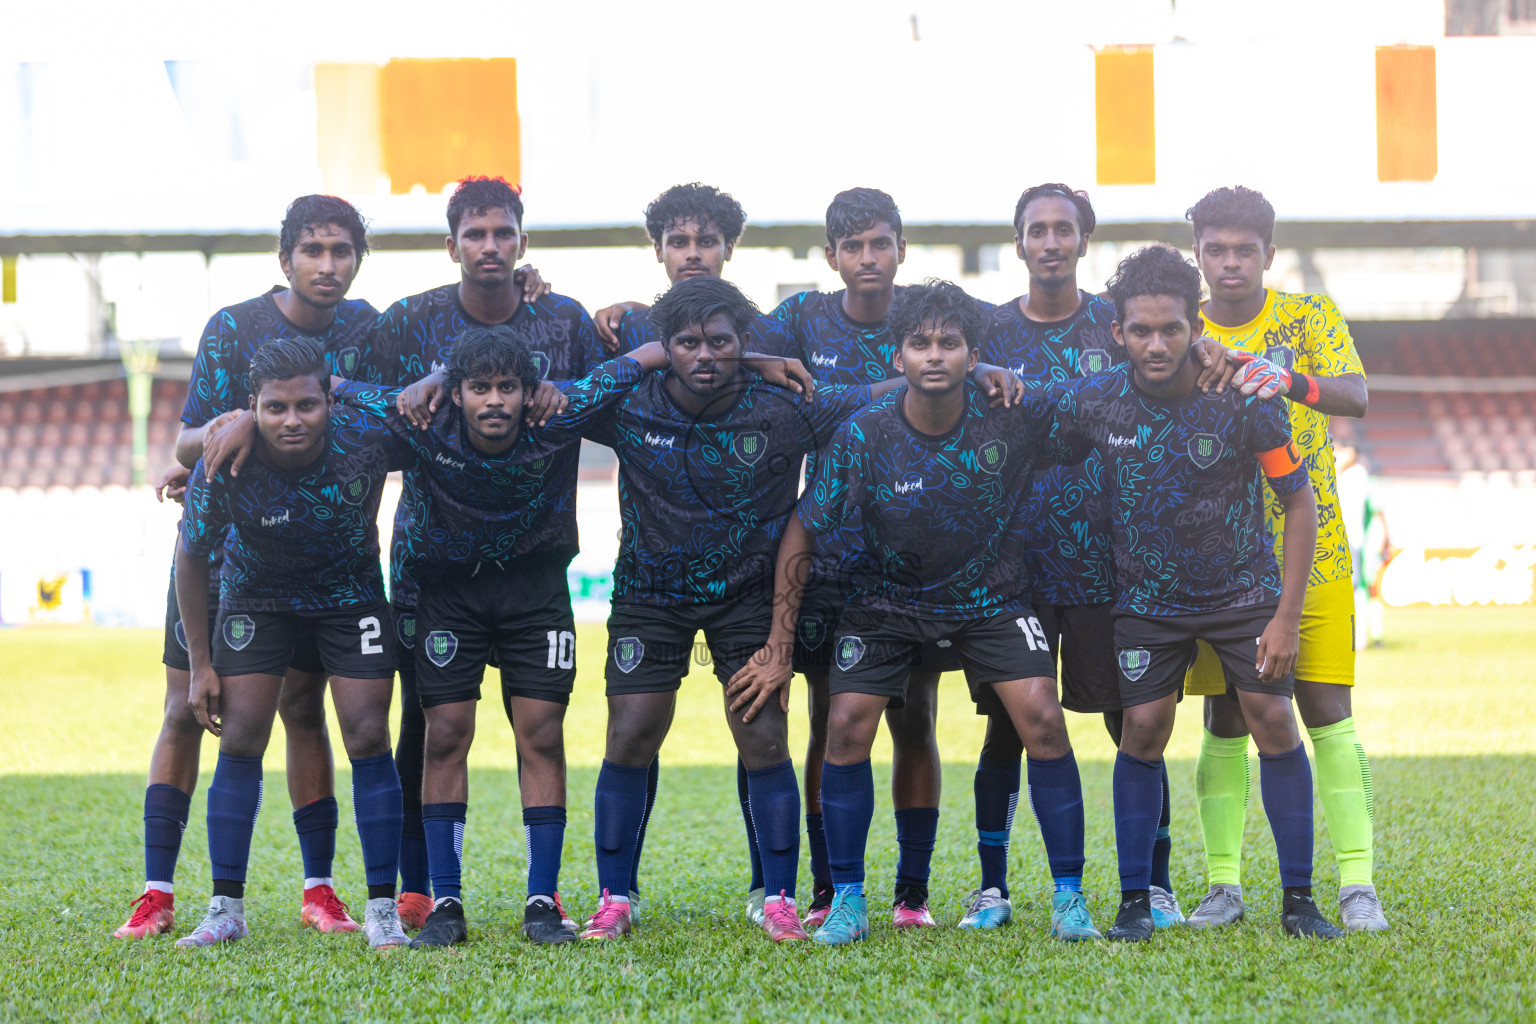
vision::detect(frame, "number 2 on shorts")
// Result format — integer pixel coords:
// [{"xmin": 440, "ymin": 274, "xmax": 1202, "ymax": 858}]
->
[{"xmin": 359, "ymin": 615, "xmax": 383, "ymax": 654}]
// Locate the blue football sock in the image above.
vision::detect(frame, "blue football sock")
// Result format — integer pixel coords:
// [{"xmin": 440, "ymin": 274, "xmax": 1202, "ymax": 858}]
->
[
  {"xmin": 974, "ymin": 756, "xmax": 1020, "ymax": 898},
  {"xmin": 1151, "ymin": 760, "xmax": 1173, "ymax": 891},
  {"xmin": 739, "ymin": 759, "xmax": 765, "ymax": 892},
  {"xmin": 1112, "ymin": 751, "xmax": 1163, "ymax": 892},
  {"xmin": 143, "ymin": 784, "xmax": 190, "ymax": 887},
  {"xmin": 1028, "ymin": 751, "xmax": 1086, "ymax": 890},
  {"xmin": 422, "ymin": 802, "xmax": 467, "ymax": 901},
  {"xmin": 395, "ymin": 673, "xmax": 430, "ymax": 896},
  {"xmin": 350, "ymin": 753, "xmax": 402, "ymax": 894},
  {"xmin": 628, "ymin": 755, "xmax": 658, "ymax": 895},
  {"xmin": 399, "ymin": 807, "xmax": 430, "ymax": 897},
  {"xmin": 894, "ymin": 807, "xmax": 940, "ymax": 888},
  {"xmin": 746, "ymin": 759, "xmax": 800, "ymax": 900},
  {"xmin": 207, "ymin": 754, "xmax": 263, "ymax": 886},
  {"xmin": 292, "ymin": 795, "xmax": 338, "ymax": 882},
  {"xmin": 1259, "ymin": 743, "xmax": 1315, "ymax": 889},
  {"xmin": 806, "ymin": 812, "xmax": 831, "ymax": 889},
  {"xmin": 523, "ymin": 805, "xmax": 566, "ymax": 898},
  {"xmin": 820, "ymin": 759, "xmax": 874, "ymax": 889},
  {"xmin": 597, "ymin": 760, "xmax": 651, "ymax": 899}
]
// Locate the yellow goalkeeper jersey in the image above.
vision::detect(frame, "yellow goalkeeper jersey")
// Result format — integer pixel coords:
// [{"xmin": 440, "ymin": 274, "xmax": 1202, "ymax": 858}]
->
[{"xmin": 1199, "ymin": 290, "xmax": 1366, "ymax": 586}]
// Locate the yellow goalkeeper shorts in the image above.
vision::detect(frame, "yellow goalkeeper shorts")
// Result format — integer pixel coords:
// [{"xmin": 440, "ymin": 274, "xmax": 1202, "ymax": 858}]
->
[{"xmin": 1184, "ymin": 576, "xmax": 1356, "ymax": 695}]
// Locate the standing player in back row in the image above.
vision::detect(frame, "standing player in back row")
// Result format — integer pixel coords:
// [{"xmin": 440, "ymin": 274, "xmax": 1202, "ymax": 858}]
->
[
  {"xmin": 116, "ymin": 195, "xmax": 381, "ymax": 940},
  {"xmin": 770, "ymin": 188, "xmax": 954, "ymax": 931},
  {"xmin": 1179, "ymin": 187, "xmax": 1386, "ymax": 933},
  {"xmin": 370, "ymin": 176, "xmax": 601, "ymax": 929}
]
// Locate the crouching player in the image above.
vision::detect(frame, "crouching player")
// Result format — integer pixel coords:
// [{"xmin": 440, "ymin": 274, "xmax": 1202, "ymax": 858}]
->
[
  {"xmin": 751, "ymin": 280, "xmax": 1098, "ymax": 946},
  {"xmin": 173, "ymin": 337, "xmax": 415, "ymax": 949},
  {"xmin": 1045, "ymin": 245, "xmax": 1343, "ymax": 941},
  {"xmin": 331, "ymin": 328, "xmax": 672, "ymax": 948}
]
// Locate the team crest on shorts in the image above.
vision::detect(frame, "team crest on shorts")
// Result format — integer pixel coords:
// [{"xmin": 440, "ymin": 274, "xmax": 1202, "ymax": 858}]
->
[
  {"xmin": 335, "ymin": 347, "xmax": 361, "ymax": 376},
  {"xmin": 223, "ymin": 614, "xmax": 256, "ymax": 652},
  {"xmin": 1118, "ymin": 647, "xmax": 1151, "ymax": 682},
  {"xmin": 798, "ymin": 616, "xmax": 825, "ymax": 650},
  {"xmin": 1079, "ymin": 348, "xmax": 1113, "ymax": 375},
  {"xmin": 977, "ymin": 439, "xmax": 1007, "ymax": 475},
  {"xmin": 424, "ymin": 630, "xmax": 458, "ymax": 667},
  {"xmin": 835, "ymin": 636, "xmax": 866, "ymax": 672},
  {"xmin": 174, "ymin": 620, "xmax": 188, "ymax": 651},
  {"xmin": 530, "ymin": 351, "xmax": 551, "ymax": 379},
  {"xmin": 1188, "ymin": 433, "xmax": 1222, "ymax": 469},
  {"xmin": 613, "ymin": 636, "xmax": 645, "ymax": 674},
  {"xmin": 1266, "ymin": 345, "xmax": 1294, "ymax": 371},
  {"xmin": 397, "ymin": 613, "xmax": 417, "ymax": 650},
  {"xmin": 340, "ymin": 476, "xmax": 369, "ymax": 506},
  {"xmin": 735, "ymin": 431, "xmax": 767, "ymax": 466}
]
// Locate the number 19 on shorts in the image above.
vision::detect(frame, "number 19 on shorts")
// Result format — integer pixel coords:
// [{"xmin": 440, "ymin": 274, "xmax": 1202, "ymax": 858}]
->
[
  {"xmin": 547, "ymin": 630, "xmax": 575, "ymax": 670},
  {"xmin": 1016, "ymin": 615, "xmax": 1048, "ymax": 651}
]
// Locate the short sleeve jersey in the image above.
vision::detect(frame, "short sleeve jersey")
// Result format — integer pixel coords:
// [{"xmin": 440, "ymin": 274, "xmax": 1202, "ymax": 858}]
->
[
  {"xmin": 616, "ymin": 307, "xmax": 793, "ymax": 358},
  {"xmin": 1198, "ymin": 290, "xmax": 1365, "ymax": 586},
  {"xmin": 175, "ymin": 288, "xmax": 385, "ymax": 595},
  {"xmin": 796, "ymin": 383, "xmax": 1059, "ymax": 620},
  {"xmin": 179, "ymin": 404, "xmax": 414, "ymax": 612},
  {"xmin": 332, "ymin": 356, "xmax": 646, "ymax": 577},
  {"xmin": 979, "ymin": 292, "xmax": 1123, "ymax": 606},
  {"xmin": 1047, "ymin": 365, "xmax": 1311, "ymax": 617},
  {"xmin": 371, "ymin": 285, "xmax": 604, "ymax": 605},
  {"xmin": 582, "ymin": 373, "xmax": 871, "ymax": 607}
]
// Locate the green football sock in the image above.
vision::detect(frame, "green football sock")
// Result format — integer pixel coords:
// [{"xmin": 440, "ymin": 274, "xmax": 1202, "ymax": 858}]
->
[
  {"xmin": 1196, "ymin": 730, "xmax": 1250, "ymax": 887},
  {"xmin": 1308, "ymin": 716, "xmax": 1375, "ymax": 887}
]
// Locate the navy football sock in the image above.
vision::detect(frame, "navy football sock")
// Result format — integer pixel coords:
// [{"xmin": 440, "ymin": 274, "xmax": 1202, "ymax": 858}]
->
[
  {"xmin": 628, "ymin": 755, "xmax": 658, "ymax": 895},
  {"xmin": 597, "ymin": 760, "xmax": 651, "ymax": 899},
  {"xmin": 143, "ymin": 784, "xmax": 191, "ymax": 887},
  {"xmin": 1112, "ymin": 751, "xmax": 1163, "ymax": 892},
  {"xmin": 207, "ymin": 754, "xmax": 263, "ymax": 887},
  {"xmin": 1259, "ymin": 743, "xmax": 1315, "ymax": 889},
  {"xmin": 739, "ymin": 759, "xmax": 765, "ymax": 891},
  {"xmin": 350, "ymin": 753, "xmax": 402, "ymax": 894},
  {"xmin": 894, "ymin": 807, "xmax": 940, "ymax": 888},
  {"xmin": 974, "ymin": 756, "xmax": 1020, "ymax": 898},
  {"xmin": 292, "ymin": 796, "xmax": 338, "ymax": 882},
  {"xmin": 746, "ymin": 760, "xmax": 800, "ymax": 900},
  {"xmin": 820, "ymin": 759, "xmax": 874, "ymax": 893},
  {"xmin": 1151, "ymin": 760, "xmax": 1173, "ymax": 891},
  {"xmin": 422, "ymin": 802, "xmax": 467, "ymax": 901},
  {"xmin": 523, "ymin": 805, "xmax": 566, "ymax": 898},
  {"xmin": 395, "ymin": 676, "xmax": 430, "ymax": 896},
  {"xmin": 1029, "ymin": 751, "xmax": 1086, "ymax": 890},
  {"xmin": 806, "ymin": 812, "xmax": 831, "ymax": 889},
  {"xmin": 399, "ymin": 807, "xmax": 430, "ymax": 897}
]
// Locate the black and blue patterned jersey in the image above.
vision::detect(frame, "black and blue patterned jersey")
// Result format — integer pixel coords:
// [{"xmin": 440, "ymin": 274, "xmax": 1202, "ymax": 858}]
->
[
  {"xmin": 797, "ymin": 383, "xmax": 1059, "ymax": 620},
  {"xmin": 371, "ymin": 284, "xmax": 605, "ymax": 607},
  {"xmin": 582, "ymin": 372, "xmax": 871, "ymax": 607},
  {"xmin": 980, "ymin": 292, "xmax": 1123, "ymax": 607},
  {"xmin": 332, "ymin": 356, "xmax": 647, "ymax": 578},
  {"xmin": 175, "ymin": 288, "xmax": 384, "ymax": 597},
  {"xmin": 1046, "ymin": 365, "xmax": 1311, "ymax": 617},
  {"xmin": 179, "ymin": 404, "xmax": 415, "ymax": 613},
  {"xmin": 616, "ymin": 306, "xmax": 793, "ymax": 358},
  {"xmin": 181, "ymin": 288, "xmax": 384, "ymax": 426}
]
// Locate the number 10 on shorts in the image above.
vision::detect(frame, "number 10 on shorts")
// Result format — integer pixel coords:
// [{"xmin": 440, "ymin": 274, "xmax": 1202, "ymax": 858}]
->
[
  {"xmin": 1016, "ymin": 616, "xmax": 1048, "ymax": 651},
  {"xmin": 547, "ymin": 630, "xmax": 575, "ymax": 670}
]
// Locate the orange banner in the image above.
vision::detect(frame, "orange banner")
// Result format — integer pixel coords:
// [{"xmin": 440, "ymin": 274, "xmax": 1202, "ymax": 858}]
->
[
  {"xmin": 381, "ymin": 58, "xmax": 520, "ymax": 195},
  {"xmin": 1095, "ymin": 47, "xmax": 1156, "ymax": 185},
  {"xmin": 1376, "ymin": 45, "xmax": 1437, "ymax": 182}
]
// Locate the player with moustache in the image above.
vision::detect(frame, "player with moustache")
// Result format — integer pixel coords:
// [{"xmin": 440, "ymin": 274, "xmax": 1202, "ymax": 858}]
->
[{"xmin": 118, "ymin": 195, "xmax": 382, "ymax": 941}]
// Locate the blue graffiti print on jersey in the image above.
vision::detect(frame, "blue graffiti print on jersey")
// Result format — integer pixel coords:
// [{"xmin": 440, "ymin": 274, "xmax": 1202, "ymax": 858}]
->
[
  {"xmin": 1046, "ymin": 365, "xmax": 1310, "ymax": 617},
  {"xmin": 179, "ymin": 404, "xmax": 414, "ymax": 612},
  {"xmin": 980, "ymin": 292, "xmax": 1123, "ymax": 606},
  {"xmin": 333, "ymin": 356, "xmax": 646, "ymax": 577},
  {"xmin": 617, "ymin": 306, "xmax": 793, "ymax": 358},
  {"xmin": 582, "ymin": 372, "xmax": 871, "ymax": 607},
  {"xmin": 797, "ymin": 383, "xmax": 1059, "ymax": 620},
  {"xmin": 372, "ymin": 285, "xmax": 604, "ymax": 607}
]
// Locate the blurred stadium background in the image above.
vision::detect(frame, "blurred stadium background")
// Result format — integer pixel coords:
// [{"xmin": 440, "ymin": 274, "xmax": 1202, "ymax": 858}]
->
[{"xmin": 2, "ymin": 0, "xmax": 1534, "ymax": 627}]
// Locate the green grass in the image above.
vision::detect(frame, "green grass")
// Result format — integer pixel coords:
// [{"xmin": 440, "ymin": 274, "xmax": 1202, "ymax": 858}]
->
[{"xmin": 1, "ymin": 606, "xmax": 1534, "ymax": 1022}]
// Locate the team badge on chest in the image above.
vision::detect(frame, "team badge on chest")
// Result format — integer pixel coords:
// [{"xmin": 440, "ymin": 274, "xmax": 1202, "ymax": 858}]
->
[
  {"xmin": 977, "ymin": 439, "xmax": 1007, "ymax": 475},
  {"xmin": 1188, "ymin": 433, "xmax": 1223, "ymax": 469},
  {"xmin": 1079, "ymin": 348, "xmax": 1112, "ymax": 375},
  {"xmin": 334, "ymin": 347, "xmax": 360, "ymax": 376},
  {"xmin": 530, "ymin": 351, "xmax": 551, "ymax": 379},
  {"xmin": 735, "ymin": 431, "xmax": 767, "ymax": 466},
  {"xmin": 340, "ymin": 476, "xmax": 369, "ymax": 506},
  {"xmin": 1265, "ymin": 345, "xmax": 1293, "ymax": 371}
]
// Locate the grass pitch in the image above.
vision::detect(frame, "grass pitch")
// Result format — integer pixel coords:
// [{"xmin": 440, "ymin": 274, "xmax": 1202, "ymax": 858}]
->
[{"xmin": 1, "ymin": 606, "xmax": 1533, "ymax": 1023}]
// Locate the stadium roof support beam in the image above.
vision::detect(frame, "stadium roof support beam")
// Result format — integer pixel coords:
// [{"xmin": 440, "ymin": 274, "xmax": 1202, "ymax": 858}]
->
[{"xmin": 4, "ymin": 220, "xmax": 1536, "ymax": 256}]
